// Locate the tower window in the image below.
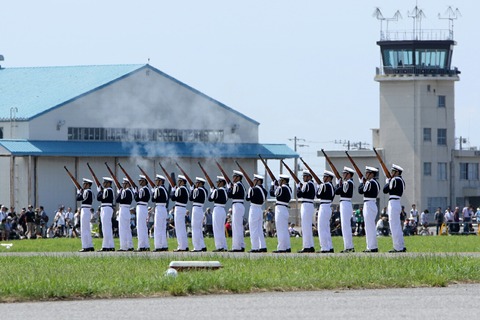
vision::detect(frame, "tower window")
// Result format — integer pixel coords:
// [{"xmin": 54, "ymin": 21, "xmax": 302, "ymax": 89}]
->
[
  {"xmin": 438, "ymin": 95, "xmax": 446, "ymax": 108},
  {"xmin": 438, "ymin": 162, "xmax": 447, "ymax": 181},
  {"xmin": 423, "ymin": 128, "xmax": 431, "ymax": 142},
  {"xmin": 423, "ymin": 162, "xmax": 432, "ymax": 176},
  {"xmin": 437, "ymin": 129, "xmax": 447, "ymax": 145}
]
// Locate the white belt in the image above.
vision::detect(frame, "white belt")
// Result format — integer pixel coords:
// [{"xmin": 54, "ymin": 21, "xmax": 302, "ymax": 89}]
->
[
  {"xmin": 320, "ymin": 201, "xmax": 331, "ymax": 204},
  {"xmin": 119, "ymin": 204, "xmax": 130, "ymax": 208},
  {"xmin": 175, "ymin": 203, "xmax": 187, "ymax": 207},
  {"xmin": 155, "ymin": 203, "xmax": 166, "ymax": 207},
  {"xmin": 250, "ymin": 203, "xmax": 263, "ymax": 208},
  {"xmin": 137, "ymin": 201, "xmax": 148, "ymax": 206},
  {"xmin": 232, "ymin": 200, "xmax": 244, "ymax": 204},
  {"xmin": 192, "ymin": 202, "xmax": 204, "ymax": 207},
  {"xmin": 101, "ymin": 203, "xmax": 112, "ymax": 207},
  {"xmin": 214, "ymin": 204, "xmax": 225, "ymax": 207},
  {"xmin": 340, "ymin": 197, "xmax": 351, "ymax": 202},
  {"xmin": 364, "ymin": 198, "xmax": 376, "ymax": 201}
]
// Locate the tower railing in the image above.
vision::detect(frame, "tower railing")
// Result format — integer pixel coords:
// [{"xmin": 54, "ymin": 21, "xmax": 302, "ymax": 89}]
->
[
  {"xmin": 380, "ymin": 29, "xmax": 453, "ymax": 41},
  {"xmin": 376, "ymin": 65, "xmax": 460, "ymax": 76}
]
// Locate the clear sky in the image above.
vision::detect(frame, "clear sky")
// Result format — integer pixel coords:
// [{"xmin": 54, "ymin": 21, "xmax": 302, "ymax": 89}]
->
[{"xmin": 1, "ymin": 0, "xmax": 477, "ymax": 174}]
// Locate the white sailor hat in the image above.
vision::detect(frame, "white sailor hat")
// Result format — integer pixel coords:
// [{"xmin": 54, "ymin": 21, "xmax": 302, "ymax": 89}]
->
[
  {"xmin": 102, "ymin": 177, "xmax": 113, "ymax": 182},
  {"xmin": 82, "ymin": 178, "xmax": 93, "ymax": 184},
  {"xmin": 177, "ymin": 175, "xmax": 187, "ymax": 181},
  {"xmin": 365, "ymin": 166, "xmax": 378, "ymax": 173},
  {"xmin": 155, "ymin": 174, "xmax": 166, "ymax": 180},
  {"xmin": 216, "ymin": 176, "xmax": 226, "ymax": 182},
  {"xmin": 232, "ymin": 170, "xmax": 243, "ymax": 177},
  {"xmin": 253, "ymin": 174, "xmax": 264, "ymax": 180},
  {"xmin": 279, "ymin": 174, "xmax": 290, "ymax": 180},
  {"xmin": 122, "ymin": 178, "xmax": 130, "ymax": 183},
  {"xmin": 195, "ymin": 177, "xmax": 206, "ymax": 183},
  {"xmin": 138, "ymin": 175, "xmax": 147, "ymax": 180},
  {"xmin": 392, "ymin": 164, "xmax": 404, "ymax": 172},
  {"xmin": 323, "ymin": 170, "xmax": 335, "ymax": 178},
  {"xmin": 302, "ymin": 170, "xmax": 312, "ymax": 176},
  {"xmin": 343, "ymin": 166, "xmax": 355, "ymax": 174}
]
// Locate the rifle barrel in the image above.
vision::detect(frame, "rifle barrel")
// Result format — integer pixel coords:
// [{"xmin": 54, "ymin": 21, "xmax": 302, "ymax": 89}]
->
[{"xmin": 235, "ymin": 161, "xmax": 254, "ymax": 187}]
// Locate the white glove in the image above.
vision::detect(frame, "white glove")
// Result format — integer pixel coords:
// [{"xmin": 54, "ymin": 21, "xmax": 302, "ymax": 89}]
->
[
  {"xmin": 335, "ymin": 178, "xmax": 340, "ymax": 185},
  {"xmin": 132, "ymin": 187, "xmax": 138, "ymax": 193},
  {"xmin": 117, "ymin": 189, "xmax": 121, "ymax": 195},
  {"xmin": 358, "ymin": 178, "xmax": 363, "ymax": 184},
  {"xmin": 227, "ymin": 183, "xmax": 232, "ymax": 189},
  {"xmin": 296, "ymin": 183, "xmax": 301, "ymax": 189},
  {"xmin": 190, "ymin": 185, "xmax": 195, "ymax": 191},
  {"xmin": 171, "ymin": 186, "xmax": 177, "ymax": 192},
  {"xmin": 96, "ymin": 186, "xmax": 102, "ymax": 192},
  {"xmin": 385, "ymin": 178, "xmax": 390, "ymax": 184},
  {"xmin": 271, "ymin": 181, "xmax": 275, "ymax": 186}
]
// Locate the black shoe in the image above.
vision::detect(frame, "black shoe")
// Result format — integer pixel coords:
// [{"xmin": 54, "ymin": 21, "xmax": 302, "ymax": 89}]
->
[
  {"xmin": 97, "ymin": 248, "xmax": 109, "ymax": 252},
  {"xmin": 212, "ymin": 248, "xmax": 226, "ymax": 252},
  {"xmin": 340, "ymin": 248, "xmax": 355, "ymax": 253},
  {"xmin": 173, "ymin": 247, "xmax": 189, "ymax": 252},
  {"xmin": 298, "ymin": 247, "xmax": 315, "ymax": 253},
  {"xmin": 272, "ymin": 249, "xmax": 289, "ymax": 253},
  {"xmin": 258, "ymin": 248, "xmax": 267, "ymax": 253},
  {"xmin": 201, "ymin": 247, "xmax": 207, "ymax": 252},
  {"xmin": 117, "ymin": 249, "xmax": 127, "ymax": 252},
  {"xmin": 389, "ymin": 248, "xmax": 407, "ymax": 253},
  {"xmin": 249, "ymin": 249, "xmax": 259, "ymax": 253},
  {"xmin": 127, "ymin": 248, "xmax": 135, "ymax": 251},
  {"xmin": 363, "ymin": 248, "xmax": 379, "ymax": 253},
  {"xmin": 228, "ymin": 249, "xmax": 244, "ymax": 252},
  {"xmin": 318, "ymin": 249, "xmax": 334, "ymax": 253},
  {"xmin": 79, "ymin": 247, "xmax": 94, "ymax": 252},
  {"xmin": 190, "ymin": 249, "xmax": 204, "ymax": 252},
  {"xmin": 154, "ymin": 247, "xmax": 169, "ymax": 252}
]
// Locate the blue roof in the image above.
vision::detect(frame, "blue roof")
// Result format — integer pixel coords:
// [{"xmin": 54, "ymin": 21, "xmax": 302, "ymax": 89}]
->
[
  {"xmin": 0, "ymin": 64, "xmax": 258, "ymax": 124},
  {"xmin": 0, "ymin": 140, "xmax": 298, "ymax": 159}
]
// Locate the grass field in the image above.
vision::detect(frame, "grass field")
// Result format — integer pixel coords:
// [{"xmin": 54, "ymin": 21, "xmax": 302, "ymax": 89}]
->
[{"xmin": 0, "ymin": 235, "xmax": 479, "ymax": 302}]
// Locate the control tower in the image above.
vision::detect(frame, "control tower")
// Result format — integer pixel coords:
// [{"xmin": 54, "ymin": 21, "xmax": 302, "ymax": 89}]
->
[{"xmin": 374, "ymin": 7, "xmax": 460, "ymax": 211}]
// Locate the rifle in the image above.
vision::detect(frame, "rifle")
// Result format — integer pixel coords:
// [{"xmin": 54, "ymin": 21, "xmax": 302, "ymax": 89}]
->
[
  {"xmin": 214, "ymin": 160, "xmax": 232, "ymax": 185},
  {"xmin": 105, "ymin": 162, "xmax": 121, "ymax": 189},
  {"xmin": 137, "ymin": 165, "xmax": 155, "ymax": 188},
  {"xmin": 158, "ymin": 162, "xmax": 176, "ymax": 187},
  {"xmin": 280, "ymin": 160, "xmax": 300, "ymax": 184},
  {"xmin": 258, "ymin": 154, "xmax": 276, "ymax": 182},
  {"xmin": 373, "ymin": 148, "xmax": 392, "ymax": 179},
  {"xmin": 321, "ymin": 149, "xmax": 341, "ymax": 180},
  {"xmin": 345, "ymin": 151, "xmax": 364, "ymax": 180},
  {"xmin": 117, "ymin": 162, "xmax": 138, "ymax": 189},
  {"xmin": 198, "ymin": 162, "xmax": 215, "ymax": 188},
  {"xmin": 64, "ymin": 166, "xmax": 82, "ymax": 190},
  {"xmin": 299, "ymin": 158, "xmax": 321, "ymax": 184},
  {"xmin": 175, "ymin": 162, "xmax": 194, "ymax": 186},
  {"xmin": 234, "ymin": 160, "xmax": 254, "ymax": 187},
  {"xmin": 86, "ymin": 162, "xmax": 102, "ymax": 188}
]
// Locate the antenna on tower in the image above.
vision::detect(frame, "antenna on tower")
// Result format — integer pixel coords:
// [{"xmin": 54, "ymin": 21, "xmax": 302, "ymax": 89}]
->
[
  {"xmin": 438, "ymin": 6, "xmax": 461, "ymax": 40},
  {"xmin": 373, "ymin": 8, "xmax": 402, "ymax": 40},
  {"xmin": 408, "ymin": 5, "xmax": 426, "ymax": 40}
]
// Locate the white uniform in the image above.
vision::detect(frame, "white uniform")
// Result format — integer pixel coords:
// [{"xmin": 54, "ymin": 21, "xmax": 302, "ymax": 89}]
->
[{"xmin": 209, "ymin": 186, "xmax": 228, "ymax": 251}]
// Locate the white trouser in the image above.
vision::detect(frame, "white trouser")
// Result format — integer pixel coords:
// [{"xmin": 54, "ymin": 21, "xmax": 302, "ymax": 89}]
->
[
  {"xmin": 212, "ymin": 206, "xmax": 227, "ymax": 250},
  {"xmin": 80, "ymin": 207, "xmax": 93, "ymax": 249},
  {"xmin": 100, "ymin": 206, "xmax": 114, "ymax": 249},
  {"xmin": 191, "ymin": 205, "xmax": 206, "ymax": 250},
  {"xmin": 231, "ymin": 202, "xmax": 245, "ymax": 250},
  {"xmin": 136, "ymin": 204, "xmax": 150, "ymax": 249},
  {"xmin": 249, "ymin": 204, "xmax": 266, "ymax": 250},
  {"xmin": 388, "ymin": 199, "xmax": 405, "ymax": 250},
  {"xmin": 301, "ymin": 202, "xmax": 315, "ymax": 249},
  {"xmin": 154, "ymin": 204, "xmax": 168, "ymax": 249},
  {"xmin": 318, "ymin": 203, "xmax": 333, "ymax": 251},
  {"xmin": 363, "ymin": 201, "xmax": 378, "ymax": 250},
  {"xmin": 119, "ymin": 205, "xmax": 132, "ymax": 250},
  {"xmin": 275, "ymin": 205, "xmax": 290, "ymax": 251},
  {"xmin": 174, "ymin": 206, "xmax": 188, "ymax": 250},
  {"xmin": 340, "ymin": 200, "xmax": 354, "ymax": 250}
]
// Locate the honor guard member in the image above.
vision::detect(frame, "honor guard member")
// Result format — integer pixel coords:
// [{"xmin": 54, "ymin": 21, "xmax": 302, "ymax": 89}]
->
[
  {"xmin": 270, "ymin": 174, "xmax": 292, "ymax": 253},
  {"xmin": 97, "ymin": 177, "xmax": 115, "ymax": 251},
  {"xmin": 227, "ymin": 170, "xmax": 246, "ymax": 252},
  {"xmin": 246, "ymin": 174, "xmax": 268, "ymax": 253},
  {"xmin": 297, "ymin": 170, "xmax": 316, "ymax": 253},
  {"xmin": 152, "ymin": 174, "xmax": 169, "ymax": 252},
  {"xmin": 335, "ymin": 167, "xmax": 356, "ymax": 253},
  {"xmin": 383, "ymin": 164, "xmax": 406, "ymax": 252},
  {"xmin": 208, "ymin": 176, "xmax": 228, "ymax": 252},
  {"xmin": 116, "ymin": 178, "xmax": 134, "ymax": 251},
  {"xmin": 77, "ymin": 178, "xmax": 94, "ymax": 252},
  {"xmin": 171, "ymin": 175, "xmax": 190, "ymax": 251},
  {"xmin": 358, "ymin": 166, "xmax": 380, "ymax": 252},
  {"xmin": 189, "ymin": 177, "xmax": 208, "ymax": 252},
  {"xmin": 316, "ymin": 170, "xmax": 336, "ymax": 253},
  {"xmin": 134, "ymin": 175, "xmax": 151, "ymax": 251}
]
